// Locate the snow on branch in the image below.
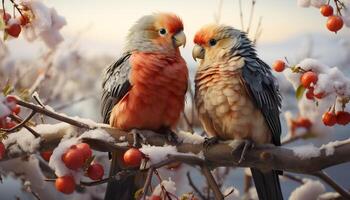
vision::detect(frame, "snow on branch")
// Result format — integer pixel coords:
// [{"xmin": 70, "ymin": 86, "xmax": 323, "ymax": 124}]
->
[{"xmin": 2, "ymin": 122, "xmax": 350, "ymax": 175}]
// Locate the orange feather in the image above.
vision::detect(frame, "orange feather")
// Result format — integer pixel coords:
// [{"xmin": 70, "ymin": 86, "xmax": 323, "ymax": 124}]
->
[{"xmin": 110, "ymin": 52, "xmax": 188, "ymax": 131}]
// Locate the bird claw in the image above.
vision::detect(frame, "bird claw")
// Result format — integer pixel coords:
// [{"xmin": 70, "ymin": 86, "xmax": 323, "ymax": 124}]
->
[
  {"xmin": 203, "ymin": 136, "xmax": 220, "ymax": 150},
  {"xmin": 230, "ymin": 139, "xmax": 253, "ymax": 164},
  {"xmin": 130, "ymin": 129, "xmax": 146, "ymax": 148},
  {"xmin": 165, "ymin": 129, "xmax": 180, "ymax": 145}
]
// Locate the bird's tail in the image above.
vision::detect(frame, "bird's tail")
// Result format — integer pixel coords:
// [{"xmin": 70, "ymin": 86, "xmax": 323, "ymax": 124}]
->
[
  {"xmin": 250, "ymin": 168, "xmax": 283, "ymax": 200},
  {"xmin": 104, "ymin": 151, "xmax": 137, "ymax": 200}
]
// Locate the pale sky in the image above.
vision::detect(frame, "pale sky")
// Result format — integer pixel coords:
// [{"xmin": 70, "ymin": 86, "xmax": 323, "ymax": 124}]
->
[{"xmin": 5, "ymin": 0, "xmax": 350, "ymax": 58}]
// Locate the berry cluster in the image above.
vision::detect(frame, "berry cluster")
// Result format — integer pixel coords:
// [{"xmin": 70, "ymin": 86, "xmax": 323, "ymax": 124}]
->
[
  {"xmin": 322, "ymin": 110, "xmax": 350, "ymax": 126},
  {"xmin": 0, "ymin": 95, "xmax": 21, "ymax": 129},
  {"xmin": 319, "ymin": 4, "xmax": 344, "ymax": 33},
  {"xmin": 2, "ymin": 10, "xmax": 30, "ymax": 38},
  {"xmin": 55, "ymin": 143, "xmax": 104, "ymax": 194},
  {"xmin": 273, "ymin": 59, "xmax": 350, "ymax": 127}
]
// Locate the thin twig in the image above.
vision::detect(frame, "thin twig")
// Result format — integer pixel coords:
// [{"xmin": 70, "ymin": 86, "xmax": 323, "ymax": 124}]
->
[
  {"xmin": 8, "ymin": 114, "xmax": 40, "ymax": 138},
  {"xmin": 142, "ymin": 168, "xmax": 154, "ymax": 200},
  {"xmin": 201, "ymin": 166, "xmax": 224, "ymax": 200},
  {"xmin": 16, "ymin": 99, "xmax": 92, "ymax": 129},
  {"xmin": 246, "ymin": 0, "xmax": 256, "ymax": 34},
  {"xmin": 253, "ymin": 16, "xmax": 263, "ymax": 44},
  {"xmin": 0, "ymin": 111, "xmax": 36, "ymax": 133},
  {"xmin": 8, "ymin": 0, "xmax": 24, "ymax": 17},
  {"xmin": 312, "ymin": 171, "xmax": 350, "ymax": 199},
  {"xmin": 238, "ymin": 0, "xmax": 244, "ymax": 30},
  {"xmin": 283, "ymin": 173, "xmax": 304, "ymax": 184},
  {"xmin": 186, "ymin": 172, "xmax": 207, "ymax": 200}
]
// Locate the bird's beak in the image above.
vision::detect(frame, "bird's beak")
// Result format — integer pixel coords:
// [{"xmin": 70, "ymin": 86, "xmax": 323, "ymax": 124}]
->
[
  {"xmin": 192, "ymin": 44, "xmax": 205, "ymax": 61},
  {"xmin": 173, "ymin": 31, "xmax": 186, "ymax": 48}
]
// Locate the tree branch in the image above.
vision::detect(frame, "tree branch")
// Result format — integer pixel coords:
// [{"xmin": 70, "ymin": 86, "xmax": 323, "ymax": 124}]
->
[{"xmin": 312, "ymin": 171, "xmax": 350, "ymax": 199}]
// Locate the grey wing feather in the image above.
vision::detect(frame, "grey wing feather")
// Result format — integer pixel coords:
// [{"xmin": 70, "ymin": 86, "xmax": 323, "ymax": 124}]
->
[
  {"xmin": 242, "ymin": 59, "xmax": 282, "ymax": 146},
  {"xmin": 101, "ymin": 53, "xmax": 132, "ymax": 124}
]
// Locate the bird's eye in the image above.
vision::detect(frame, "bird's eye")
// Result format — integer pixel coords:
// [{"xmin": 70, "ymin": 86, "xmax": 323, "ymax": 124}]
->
[
  {"xmin": 209, "ymin": 39, "xmax": 217, "ymax": 46},
  {"xmin": 159, "ymin": 28, "xmax": 167, "ymax": 35}
]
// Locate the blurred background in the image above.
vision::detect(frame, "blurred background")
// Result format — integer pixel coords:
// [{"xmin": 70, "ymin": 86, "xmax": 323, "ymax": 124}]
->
[{"xmin": 1, "ymin": 0, "xmax": 350, "ymax": 199}]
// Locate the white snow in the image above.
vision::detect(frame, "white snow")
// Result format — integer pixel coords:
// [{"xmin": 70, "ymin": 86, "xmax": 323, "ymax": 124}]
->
[
  {"xmin": 140, "ymin": 144, "xmax": 203, "ymax": 166},
  {"xmin": 291, "ymin": 144, "xmax": 320, "ymax": 159},
  {"xmin": 140, "ymin": 145, "xmax": 178, "ymax": 164},
  {"xmin": 152, "ymin": 178, "xmax": 177, "ymax": 196},
  {"xmin": 320, "ymin": 138, "xmax": 350, "ymax": 156},
  {"xmin": 48, "ymin": 127, "xmax": 114, "ymax": 182},
  {"xmin": 0, "ymin": 155, "xmax": 65, "ymax": 199},
  {"xmin": 177, "ymin": 131, "xmax": 204, "ymax": 144},
  {"xmin": 3, "ymin": 123, "xmax": 74, "ymax": 155},
  {"xmin": 289, "ymin": 179, "xmax": 325, "ymax": 200},
  {"xmin": 20, "ymin": 0, "xmax": 66, "ymax": 49},
  {"xmin": 48, "ymin": 136, "xmax": 83, "ymax": 182},
  {"xmin": 318, "ymin": 192, "xmax": 340, "ymax": 200},
  {"xmin": 78, "ymin": 128, "xmax": 114, "ymax": 143},
  {"xmin": 0, "ymin": 95, "xmax": 11, "ymax": 118}
]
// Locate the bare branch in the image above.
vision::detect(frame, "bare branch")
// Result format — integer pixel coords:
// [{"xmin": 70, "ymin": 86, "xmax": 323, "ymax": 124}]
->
[
  {"xmin": 201, "ymin": 165, "xmax": 224, "ymax": 200},
  {"xmin": 312, "ymin": 171, "xmax": 350, "ymax": 199},
  {"xmin": 16, "ymin": 98, "xmax": 92, "ymax": 129},
  {"xmin": 187, "ymin": 172, "xmax": 207, "ymax": 200}
]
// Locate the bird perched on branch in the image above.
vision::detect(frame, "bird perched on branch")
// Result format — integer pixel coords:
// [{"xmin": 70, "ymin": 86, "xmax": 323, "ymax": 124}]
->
[
  {"xmin": 101, "ymin": 13, "xmax": 188, "ymax": 200},
  {"xmin": 193, "ymin": 24, "xmax": 283, "ymax": 200}
]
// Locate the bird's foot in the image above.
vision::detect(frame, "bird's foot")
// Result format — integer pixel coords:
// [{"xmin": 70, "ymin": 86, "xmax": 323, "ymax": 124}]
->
[
  {"xmin": 165, "ymin": 129, "xmax": 180, "ymax": 145},
  {"xmin": 203, "ymin": 136, "xmax": 220, "ymax": 150},
  {"xmin": 230, "ymin": 139, "xmax": 253, "ymax": 164},
  {"xmin": 130, "ymin": 129, "xmax": 147, "ymax": 148}
]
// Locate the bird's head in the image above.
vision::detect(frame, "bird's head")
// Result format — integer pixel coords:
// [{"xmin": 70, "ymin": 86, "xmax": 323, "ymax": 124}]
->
[
  {"xmin": 126, "ymin": 12, "xmax": 186, "ymax": 53},
  {"xmin": 192, "ymin": 24, "xmax": 255, "ymax": 66}
]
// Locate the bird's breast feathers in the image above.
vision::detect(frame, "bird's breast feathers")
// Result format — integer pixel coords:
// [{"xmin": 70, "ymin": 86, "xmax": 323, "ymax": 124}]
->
[
  {"xmin": 110, "ymin": 52, "xmax": 188, "ymax": 130},
  {"xmin": 195, "ymin": 60, "xmax": 271, "ymax": 144}
]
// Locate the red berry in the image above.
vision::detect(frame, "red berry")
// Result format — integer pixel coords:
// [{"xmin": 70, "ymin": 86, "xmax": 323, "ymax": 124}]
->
[
  {"xmin": 55, "ymin": 175, "xmax": 76, "ymax": 194},
  {"xmin": 62, "ymin": 148, "xmax": 85, "ymax": 170},
  {"xmin": 5, "ymin": 23, "xmax": 21, "ymax": 38},
  {"xmin": 306, "ymin": 88, "xmax": 315, "ymax": 100},
  {"xmin": 41, "ymin": 150, "xmax": 53, "ymax": 162},
  {"xmin": 18, "ymin": 15, "xmax": 29, "ymax": 26},
  {"xmin": 297, "ymin": 117, "xmax": 312, "ymax": 129},
  {"xmin": 273, "ymin": 60, "xmax": 286, "ymax": 72},
  {"xmin": 0, "ymin": 142, "xmax": 5, "ymax": 160},
  {"xmin": 87, "ymin": 163, "xmax": 104, "ymax": 180},
  {"xmin": 336, "ymin": 111, "xmax": 350, "ymax": 125},
  {"xmin": 6, "ymin": 95, "xmax": 17, "ymax": 104},
  {"xmin": 322, "ymin": 112, "xmax": 337, "ymax": 126},
  {"xmin": 2, "ymin": 12, "xmax": 11, "ymax": 23},
  {"xmin": 76, "ymin": 143, "xmax": 92, "ymax": 161},
  {"xmin": 123, "ymin": 148, "xmax": 143, "ymax": 167},
  {"xmin": 12, "ymin": 105, "xmax": 21, "ymax": 115},
  {"xmin": 327, "ymin": 16, "xmax": 344, "ymax": 32},
  {"xmin": 320, "ymin": 5, "xmax": 333, "ymax": 17},
  {"xmin": 300, "ymin": 71, "xmax": 318, "ymax": 89},
  {"xmin": 314, "ymin": 91, "xmax": 326, "ymax": 99},
  {"xmin": 149, "ymin": 195, "xmax": 162, "ymax": 200},
  {"xmin": 5, "ymin": 121, "xmax": 16, "ymax": 129}
]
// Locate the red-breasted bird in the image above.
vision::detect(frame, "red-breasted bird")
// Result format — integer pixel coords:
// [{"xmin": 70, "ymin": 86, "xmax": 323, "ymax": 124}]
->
[
  {"xmin": 193, "ymin": 24, "xmax": 283, "ymax": 200},
  {"xmin": 101, "ymin": 13, "xmax": 188, "ymax": 200}
]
